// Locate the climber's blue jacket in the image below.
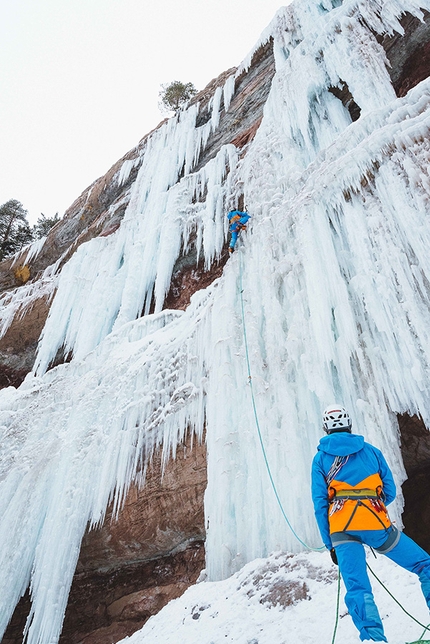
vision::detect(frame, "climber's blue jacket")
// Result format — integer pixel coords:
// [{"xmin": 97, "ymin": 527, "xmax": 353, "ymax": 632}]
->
[
  {"xmin": 227, "ymin": 210, "xmax": 250, "ymax": 233},
  {"xmin": 311, "ymin": 432, "xmax": 396, "ymax": 549}
]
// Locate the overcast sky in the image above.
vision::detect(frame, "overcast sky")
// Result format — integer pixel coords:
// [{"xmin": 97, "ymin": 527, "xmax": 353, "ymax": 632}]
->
[{"xmin": 0, "ymin": 0, "xmax": 285, "ymax": 223}]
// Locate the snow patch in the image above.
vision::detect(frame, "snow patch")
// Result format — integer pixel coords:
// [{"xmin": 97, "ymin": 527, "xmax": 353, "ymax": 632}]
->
[{"xmin": 121, "ymin": 551, "xmax": 430, "ymax": 644}]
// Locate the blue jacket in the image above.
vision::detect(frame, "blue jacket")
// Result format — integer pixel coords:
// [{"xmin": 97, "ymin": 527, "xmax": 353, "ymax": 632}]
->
[
  {"xmin": 311, "ymin": 432, "xmax": 396, "ymax": 549},
  {"xmin": 227, "ymin": 210, "xmax": 250, "ymax": 233}
]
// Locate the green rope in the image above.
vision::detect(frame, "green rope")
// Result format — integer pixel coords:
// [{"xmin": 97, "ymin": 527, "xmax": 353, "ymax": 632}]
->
[
  {"xmin": 238, "ymin": 250, "xmax": 325, "ymax": 552},
  {"xmin": 367, "ymin": 562, "xmax": 430, "ymax": 635},
  {"xmin": 417, "ymin": 622, "xmax": 430, "ymax": 643},
  {"xmin": 236, "ymin": 246, "xmax": 430, "ymax": 643},
  {"xmin": 331, "ymin": 569, "xmax": 341, "ymax": 644}
]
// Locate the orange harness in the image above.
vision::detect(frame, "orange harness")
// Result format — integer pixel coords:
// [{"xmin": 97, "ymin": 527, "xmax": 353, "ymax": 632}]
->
[
  {"xmin": 229, "ymin": 214, "xmax": 247, "ymax": 232},
  {"xmin": 328, "ymin": 473, "xmax": 392, "ymax": 533}
]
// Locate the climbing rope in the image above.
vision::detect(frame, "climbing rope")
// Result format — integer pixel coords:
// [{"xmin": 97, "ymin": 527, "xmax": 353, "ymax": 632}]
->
[
  {"xmin": 417, "ymin": 625, "xmax": 430, "ymax": 643},
  {"xmin": 331, "ymin": 569, "xmax": 341, "ymax": 644},
  {"xmin": 325, "ymin": 541, "xmax": 430, "ymax": 644},
  {"xmin": 367, "ymin": 562, "xmax": 430, "ymax": 639},
  {"xmin": 238, "ymin": 250, "xmax": 325, "ymax": 552},
  {"xmin": 237, "ymin": 248, "xmax": 430, "ymax": 644}
]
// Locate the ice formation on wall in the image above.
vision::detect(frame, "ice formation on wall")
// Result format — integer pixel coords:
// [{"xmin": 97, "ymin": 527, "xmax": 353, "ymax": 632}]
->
[
  {"xmin": 0, "ymin": 272, "xmax": 56, "ymax": 342},
  {"xmin": 2, "ymin": 0, "xmax": 430, "ymax": 642}
]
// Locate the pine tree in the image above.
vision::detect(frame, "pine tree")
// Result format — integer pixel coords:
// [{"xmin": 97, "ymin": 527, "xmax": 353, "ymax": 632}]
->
[
  {"xmin": 0, "ymin": 200, "xmax": 33, "ymax": 261},
  {"xmin": 159, "ymin": 81, "xmax": 197, "ymax": 114},
  {"xmin": 33, "ymin": 213, "xmax": 60, "ymax": 239}
]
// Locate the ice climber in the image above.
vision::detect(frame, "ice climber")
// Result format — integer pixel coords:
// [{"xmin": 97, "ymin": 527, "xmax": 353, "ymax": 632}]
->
[
  {"xmin": 227, "ymin": 209, "xmax": 250, "ymax": 253},
  {"xmin": 311, "ymin": 404, "xmax": 430, "ymax": 643}
]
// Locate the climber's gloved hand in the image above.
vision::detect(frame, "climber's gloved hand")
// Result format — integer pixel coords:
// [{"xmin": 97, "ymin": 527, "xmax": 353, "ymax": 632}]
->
[{"xmin": 330, "ymin": 548, "xmax": 338, "ymax": 566}]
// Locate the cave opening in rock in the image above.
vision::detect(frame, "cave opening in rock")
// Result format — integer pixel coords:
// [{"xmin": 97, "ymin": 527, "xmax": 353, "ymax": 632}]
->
[
  {"xmin": 379, "ymin": 11, "xmax": 430, "ymax": 98},
  {"xmin": 328, "ymin": 81, "xmax": 361, "ymax": 122},
  {"xmin": 398, "ymin": 412, "xmax": 430, "ymax": 553}
]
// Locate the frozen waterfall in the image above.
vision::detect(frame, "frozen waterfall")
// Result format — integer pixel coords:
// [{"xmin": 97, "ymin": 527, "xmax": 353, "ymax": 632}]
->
[{"xmin": 2, "ymin": 0, "xmax": 430, "ymax": 642}]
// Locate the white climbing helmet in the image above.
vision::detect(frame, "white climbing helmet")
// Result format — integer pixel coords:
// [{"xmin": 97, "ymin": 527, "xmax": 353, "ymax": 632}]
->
[{"xmin": 322, "ymin": 404, "xmax": 352, "ymax": 433}]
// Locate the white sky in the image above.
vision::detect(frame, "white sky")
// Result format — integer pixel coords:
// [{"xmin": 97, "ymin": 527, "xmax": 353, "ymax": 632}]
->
[{"xmin": 0, "ymin": 0, "xmax": 284, "ymax": 224}]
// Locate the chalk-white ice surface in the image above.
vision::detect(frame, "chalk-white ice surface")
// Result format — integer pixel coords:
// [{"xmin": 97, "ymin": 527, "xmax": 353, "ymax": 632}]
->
[{"xmin": 2, "ymin": 0, "xmax": 430, "ymax": 643}]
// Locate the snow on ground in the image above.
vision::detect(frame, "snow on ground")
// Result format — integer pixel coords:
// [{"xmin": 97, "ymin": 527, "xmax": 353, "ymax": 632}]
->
[{"xmin": 121, "ymin": 551, "xmax": 430, "ymax": 644}]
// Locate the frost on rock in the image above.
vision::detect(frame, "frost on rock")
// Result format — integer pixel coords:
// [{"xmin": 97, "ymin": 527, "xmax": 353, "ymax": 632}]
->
[
  {"xmin": 2, "ymin": 0, "xmax": 430, "ymax": 643},
  {"xmin": 0, "ymin": 272, "xmax": 56, "ymax": 342},
  {"xmin": 0, "ymin": 237, "xmax": 53, "ymax": 341},
  {"xmin": 13, "ymin": 236, "xmax": 47, "ymax": 268}
]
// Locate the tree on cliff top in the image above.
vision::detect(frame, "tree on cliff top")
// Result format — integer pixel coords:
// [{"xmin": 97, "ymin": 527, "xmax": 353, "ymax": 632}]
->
[
  {"xmin": 0, "ymin": 199, "xmax": 33, "ymax": 261},
  {"xmin": 159, "ymin": 80, "xmax": 197, "ymax": 113},
  {"xmin": 33, "ymin": 213, "xmax": 61, "ymax": 239}
]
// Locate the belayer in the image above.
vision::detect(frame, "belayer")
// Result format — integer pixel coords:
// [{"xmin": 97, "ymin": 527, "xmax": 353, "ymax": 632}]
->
[
  {"xmin": 311, "ymin": 404, "xmax": 430, "ymax": 643},
  {"xmin": 227, "ymin": 209, "xmax": 250, "ymax": 253}
]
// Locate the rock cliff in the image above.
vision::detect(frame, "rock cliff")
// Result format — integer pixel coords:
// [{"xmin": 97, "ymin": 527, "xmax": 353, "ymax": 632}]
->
[{"xmin": 1, "ymin": 37, "xmax": 275, "ymax": 644}]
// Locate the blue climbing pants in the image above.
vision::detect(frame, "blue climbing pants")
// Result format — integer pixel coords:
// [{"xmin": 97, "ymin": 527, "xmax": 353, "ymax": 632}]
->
[
  {"xmin": 335, "ymin": 529, "xmax": 430, "ymax": 642},
  {"xmin": 229, "ymin": 230, "xmax": 239, "ymax": 250}
]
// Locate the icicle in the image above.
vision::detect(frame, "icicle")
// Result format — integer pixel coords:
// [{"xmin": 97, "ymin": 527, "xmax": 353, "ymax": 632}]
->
[
  {"xmin": 211, "ymin": 86, "xmax": 223, "ymax": 131},
  {"xmin": 117, "ymin": 158, "xmax": 138, "ymax": 186},
  {"xmin": 223, "ymin": 74, "xmax": 236, "ymax": 112},
  {"xmin": 2, "ymin": 1, "xmax": 430, "ymax": 642}
]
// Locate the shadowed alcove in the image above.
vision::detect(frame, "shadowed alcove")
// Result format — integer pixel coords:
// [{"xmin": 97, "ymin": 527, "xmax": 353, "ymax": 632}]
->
[{"xmin": 398, "ymin": 413, "xmax": 430, "ymax": 553}]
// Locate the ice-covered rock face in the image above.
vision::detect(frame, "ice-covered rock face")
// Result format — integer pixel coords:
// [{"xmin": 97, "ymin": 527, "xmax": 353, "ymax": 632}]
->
[
  {"xmin": 2, "ymin": 1, "xmax": 430, "ymax": 644},
  {"xmin": 0, "ymin": 44, "xmax": 274, "ymax": 387}
]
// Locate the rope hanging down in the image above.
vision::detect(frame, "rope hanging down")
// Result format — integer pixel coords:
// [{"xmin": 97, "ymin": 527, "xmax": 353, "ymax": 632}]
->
[
  {"xmin": 331, "ymin": 569, "xmax": 341, "ymax": 644},
  {"xmin": 367, "ymin": 563, "xmax": 430, "ymax": 640},
  {"xmin": 237, "ymin": 249, "xmax": 430, "ymax": 643},
  {"xmin": 238, "ymin": 247, "xmax": 344, "ymax": 644},
  {"xmin": 239, "ymin": 247, "xmax": 430, "ymax": 644},
  {"xmin": 238, "ymin": 250, "xmax": 324, "ymax": 552}
]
